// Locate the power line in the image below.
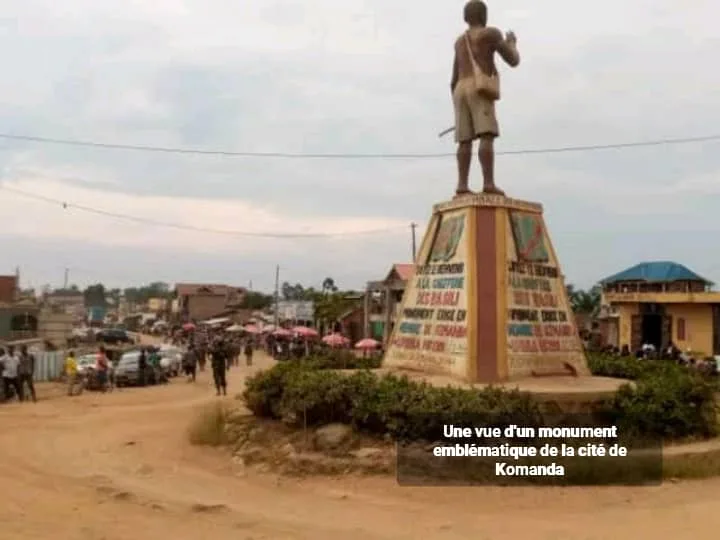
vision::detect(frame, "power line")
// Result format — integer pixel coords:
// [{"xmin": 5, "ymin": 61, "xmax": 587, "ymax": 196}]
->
[
  {"xmin": 0, "ymin": 132, "xmax": 718, "ymax": 159},
  {"xmin": 0, "ymin": 185, "xmax": 408, "ymax": 238}
]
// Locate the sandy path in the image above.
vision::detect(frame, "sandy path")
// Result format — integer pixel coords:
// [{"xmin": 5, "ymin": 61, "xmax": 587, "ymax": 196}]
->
[{"xmin": 2, "ymin": 350, "xmax": 720, "ymax": 540}]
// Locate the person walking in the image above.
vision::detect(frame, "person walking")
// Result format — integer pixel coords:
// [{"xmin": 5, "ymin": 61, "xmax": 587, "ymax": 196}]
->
[
  {"xmin": 138, "ymin": 348, "xmax": 147, "ymax": 386},
  {"xmin": 182, "ymin": 345, "xmax": 198, "ymax": 382},
  {"xmin": 210, "ymin": 340, "xmax": 227, "ymax": 396},
  {"xmin": 95, "ymin": 346, "xmax": 110, "ymax": 393},
  {"xmin": 64, "ymin": 350, "xmax": 81, "ymax": 396},
  {"xmin": 1, "ymin": 346, "xmax": 24, "ymax": 402},
  {"xmin": 18, "ymin": 345, "xmax": 37, "ymax": 402},
  {"xmin": 243, "ymin": 340, "xmax": 254, "ymax": 367}
]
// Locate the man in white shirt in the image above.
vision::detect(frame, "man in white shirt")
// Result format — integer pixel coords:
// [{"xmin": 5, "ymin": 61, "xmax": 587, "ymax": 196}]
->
[{"xmin": 1, "ymin": 346, "xmax": 24, "ymax": 402}]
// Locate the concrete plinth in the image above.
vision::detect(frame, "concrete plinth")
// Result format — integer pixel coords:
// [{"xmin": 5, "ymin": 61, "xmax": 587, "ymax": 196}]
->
[{"xmin": 383, "ymin": 193, "xmax": 589, "ymax": 384}]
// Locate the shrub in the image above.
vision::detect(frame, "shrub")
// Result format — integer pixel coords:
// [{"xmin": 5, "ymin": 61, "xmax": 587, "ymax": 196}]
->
[
  {"xmin": 187, "ymin": 402, "xmax": 229, "ymax": 446},
  {"xmin": 588, "ymin": 353, "xmax": 718, "ymax": 440},
  {"xmin": 243, "ymin": 364, "xmax": 543, "ymax": 441}
]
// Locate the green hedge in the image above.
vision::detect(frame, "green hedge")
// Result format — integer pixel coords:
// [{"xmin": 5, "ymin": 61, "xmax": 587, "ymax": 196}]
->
[
  {"xmin": 588, "ymin": 353, "xmax": 718, "ymax": 439},
  {"xmin": 242, "ymin": 354, "xmax": 718, "ymax": 441},
  {"xmin": 242, "ymin": 362, "xmax": 543, "ymax": 440}
]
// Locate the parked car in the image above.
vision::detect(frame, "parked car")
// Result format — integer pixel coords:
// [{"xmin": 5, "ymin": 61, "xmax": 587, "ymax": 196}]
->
[
  {"xmin": 114, "ymin": 351, "xmax": 167, "ymax": 386},
  {"xmin": 96, "ymin": 328, "xmax": 134, "ymax": 345},
  {"xmin": 158, "ymin": 345, "xmax": 182, "ymax": 377}
]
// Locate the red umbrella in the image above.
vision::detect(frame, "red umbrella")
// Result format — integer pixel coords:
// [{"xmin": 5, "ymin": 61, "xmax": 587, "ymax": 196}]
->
[
  {"xmin": 182, "ymin": 322, "xmax": 195, "ymax": 331},
  {"xmin": 355, "ymin": 338, "xmax": 380, "ymax": 350},
  {"xmin": 272, "ymin": 328, "xmax": 292, "ymax": 338},
  {"xmin": 322, "ymin": 333, "xmax": 349, "ymax": 347},
  {"xmin": 243, "ymin": 324, "xmax": 261, "ymax": 334},
  {"xmin": 292, "ymin": 326, "xmax": 319, "ymax": 338}
]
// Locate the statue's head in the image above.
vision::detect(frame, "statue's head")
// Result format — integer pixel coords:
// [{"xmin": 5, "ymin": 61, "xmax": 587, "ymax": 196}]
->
[{"xmin": 463, "ymin": 0, "xmax": 487, "ymax": 26}]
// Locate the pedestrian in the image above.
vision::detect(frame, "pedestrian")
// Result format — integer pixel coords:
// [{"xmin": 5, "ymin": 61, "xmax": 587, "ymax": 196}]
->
[
  {"xmin": 18, "ymin": 345, "xmax": 37, "ymax": 402},
  {"xmin": 96, "ymin": 346, "xmax": 110, "ymax": 392},
  {"xmin": 210, "ymin": 340, "xmax": 227, "ymax": 396},
  {"xmin": 244, "ymin": 340, "xmax": 254, "ymax": 367},
  {"xmin": 64, "ymin": 350, "xmax": 81, "ymax": 396},
  {"xmin": 182, "ymin": 345, "xmax": 198, "ymax": 382},
  {"xmin": 1, "ymin": 346, "xmax": 24, "ymax": 402},
  {"xmin": 138, "ymin": 348, "xmax": 147, "ymax": 386}
]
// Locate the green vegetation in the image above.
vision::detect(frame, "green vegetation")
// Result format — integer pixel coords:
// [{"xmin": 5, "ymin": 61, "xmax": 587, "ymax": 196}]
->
[
  {"xmin": 187, "ymin": 402, "xmax": 229, "ymax": 446},
  {"xmin": 242, "ymin": 352, "xmax": 718, "ymax": 442}
]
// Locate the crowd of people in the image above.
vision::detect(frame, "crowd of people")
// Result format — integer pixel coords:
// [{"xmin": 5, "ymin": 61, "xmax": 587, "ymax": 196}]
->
[{"xmin": 0, "ymin": 345, "xmax": 37, "ymax": 403}]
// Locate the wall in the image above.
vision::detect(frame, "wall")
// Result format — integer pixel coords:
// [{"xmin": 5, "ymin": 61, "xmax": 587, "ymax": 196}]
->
[
  {"xmin": 0, "ymin": 276, "xmax": 17, "ymax": 303},
  {"xmin": 665, "ymin": 303, "xmax": 713, "ymax": 356},
  {"xmin": 340, "ymin": 307, "xmax": 364, "ymax": 343},
  {"xmin": 187, "ymin": 295, "xmax": 227, "ymax": 321},
  {"xmin": 616, "ymin": 303, "xmax": 639, "ymax": 349},
  {"xmin": 38, "ymin": 311, "xmax": 74, "ymax": 347}
]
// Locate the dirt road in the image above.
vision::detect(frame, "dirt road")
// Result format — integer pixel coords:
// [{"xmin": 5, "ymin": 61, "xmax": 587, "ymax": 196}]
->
[{"xmin": 2, "ymin": 353, "xmax": 720, "ymax": 540}]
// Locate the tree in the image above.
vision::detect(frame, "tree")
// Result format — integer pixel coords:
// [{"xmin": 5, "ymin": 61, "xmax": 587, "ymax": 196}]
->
[
  {"xmin": 83, "ymin": 283, "xmax": 107, "ymax": 307},
  {"xmin": 241, "ymin": 291, "xmax": 274, "ymax": 310},
  {"xmin": 566, "ymin": 284, "xmax": 601, "ymax": 315},
  {"xmin": 322, "ymin": 277, "xmax": 338, "ymax": 294}
]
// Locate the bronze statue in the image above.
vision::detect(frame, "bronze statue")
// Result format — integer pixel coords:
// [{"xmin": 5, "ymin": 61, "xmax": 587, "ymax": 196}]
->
[{"xmin": 450, "ymin": 0, "xmax": 520, "ymax": 196}]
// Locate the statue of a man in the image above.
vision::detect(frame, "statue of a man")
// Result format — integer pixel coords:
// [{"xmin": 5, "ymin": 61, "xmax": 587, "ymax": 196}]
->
[{"xmin": 451, "ymin": 0, "xmax": 520, "ymax": 196}]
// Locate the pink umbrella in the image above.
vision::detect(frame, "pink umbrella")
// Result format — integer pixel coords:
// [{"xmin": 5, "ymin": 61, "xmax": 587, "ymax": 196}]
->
[
  {"xmin": 272, "ymin": 328, "xmax": 292, "ymax": 338},
  {"xmin": 355, "ymin": 338, "xmax": 380, "ymax": 350},
  {"xmin": 182, "ymin": 322, "xmax": 195, "ymax": 331},
  {"xmin": 292, "ymin": 326, "xmax": 319, "ymax": 338},
  {"xmin": 243, "ymin": 324, "xmax": 261, "ymax": 334},
  {"xmin": 322, "ymin": 333, "xmax": 349, "ymax": 347}
]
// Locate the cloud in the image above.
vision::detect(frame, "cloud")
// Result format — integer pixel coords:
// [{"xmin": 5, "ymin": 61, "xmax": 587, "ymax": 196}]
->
[{"xmin": 0, "ymin": 0, "xmax": 718, "ymax": 291}]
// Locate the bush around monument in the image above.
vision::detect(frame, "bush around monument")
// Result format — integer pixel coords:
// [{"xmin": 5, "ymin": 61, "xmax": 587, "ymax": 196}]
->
[
  {"xmin": 588, "ymin": 353, "xmax": 718, "ymax": 440},
  {"xmin": 242, "ymin": 352, "xmax": 718, "ymax": 442},
  {"xmin": 242, "ymin": 361, "xmax": 543, "ymax": 441}
]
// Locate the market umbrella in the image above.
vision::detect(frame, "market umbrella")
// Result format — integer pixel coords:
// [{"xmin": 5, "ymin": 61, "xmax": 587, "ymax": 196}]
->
[
  {"xmin": 243, "ymin": 324, "xmax": 261, "ymax": 334},
  {"xmin": 322, "ymin": 333, "xmax": 349, "ymax": 347},
  {"xmin": 182, "ymin": 322, "xmax": 195, "ymax": 331},
  {"xmin": 292, "ymin": 326, "xmax": 319, "ymax": 338},
  {"xmin": 355, "ymin": 338, "xmax": 380, "ymax": 350},
  {"xmin": 272, "ymin": 328, "xmax": 292, "ymax": 338},
  {"xmin": 225, "ymin": 324, "xmax": 244, "ymax": 332}
]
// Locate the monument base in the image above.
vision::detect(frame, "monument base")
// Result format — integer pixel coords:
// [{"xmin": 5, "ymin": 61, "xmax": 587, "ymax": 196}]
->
[
  {"xmin": 378, "ymin": 368, "xmax": 626, "ymax": 415},
  {"xmin": 383, "ymin": 193, "xmax": 590, "ymax": 384}
]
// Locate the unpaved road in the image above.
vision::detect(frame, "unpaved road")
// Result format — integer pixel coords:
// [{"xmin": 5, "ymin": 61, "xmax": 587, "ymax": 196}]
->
[{"xmin": 2, "ymin": 352, "xmax": 720, "ymax": 539}]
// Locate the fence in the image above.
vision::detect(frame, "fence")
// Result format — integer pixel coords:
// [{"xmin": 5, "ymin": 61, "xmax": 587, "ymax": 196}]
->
[{"xmin": 33, "ymin": 351, "xmax": 66, "ymax": 382}]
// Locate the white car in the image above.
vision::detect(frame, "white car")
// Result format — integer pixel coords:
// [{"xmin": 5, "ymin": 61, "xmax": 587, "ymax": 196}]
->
[
  {"xmin": 158, "ymin": 345, "xmax": 182, "ymax": 377},
  {"xmin": 76, "ymin": 354, "xmax": 98, "ymax": 374}
]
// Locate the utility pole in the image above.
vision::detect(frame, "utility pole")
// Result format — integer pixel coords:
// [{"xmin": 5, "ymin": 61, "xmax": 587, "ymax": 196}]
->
[
  {"xmin": 273, "ymin": 265, "xmax": 280, "ymax": 328},
  {"xmin": 248, "ymin": 279, "xmax": 253, "ymax": 291},
  {"xmin": 410, "ymin": 223, "xmax": 418, "ymax": 262},
  {"xmin": 63, "ymin": 267, "xmax": 69, "ymax": 289}
]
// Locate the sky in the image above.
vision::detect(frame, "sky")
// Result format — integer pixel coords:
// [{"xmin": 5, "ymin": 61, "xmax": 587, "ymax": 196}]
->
[{"xmin": 0, "ymin": 0, "xmax": 718, "ymax": 293}]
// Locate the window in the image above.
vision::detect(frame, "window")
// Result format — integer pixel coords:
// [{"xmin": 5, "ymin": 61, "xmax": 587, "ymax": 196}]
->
[{"xmin": 677, "ymin": 318, "xmax": 686, "ymax": 341}]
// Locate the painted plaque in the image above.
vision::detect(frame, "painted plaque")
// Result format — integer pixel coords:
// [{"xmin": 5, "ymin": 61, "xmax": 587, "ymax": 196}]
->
[
  {"xmin": 504, "ymin": 213, "xmax": 585, "ymax": 377},
  {"xmin": 510, "ymin": 212, "xmax": 549, "ymax": 262},
  {"xmin": 384, "ymin": 210, "xmax": 469, "ymax": 378}
]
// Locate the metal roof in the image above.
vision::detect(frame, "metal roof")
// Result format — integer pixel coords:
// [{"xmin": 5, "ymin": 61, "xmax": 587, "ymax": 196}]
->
[{"xmin": 600, "ymin": 261, "xmax": 713, "ymax": 285}]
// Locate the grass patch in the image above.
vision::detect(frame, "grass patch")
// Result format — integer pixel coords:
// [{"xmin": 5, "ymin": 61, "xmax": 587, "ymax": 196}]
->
[{"xmin": 187, "ymin": 401, "xmax": 229, "ymax": 446}]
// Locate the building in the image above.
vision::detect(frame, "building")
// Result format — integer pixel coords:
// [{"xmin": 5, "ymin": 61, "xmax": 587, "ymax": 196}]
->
[
  {"xmin": 147, "ymin": 297, "xmax": 167, "ymax": 313},
  {"xmin": 600, "ymin": 261, "xmax": 720, "ymax": 356},
  {"xmin": 0, "ymin": 275, "xmax": 18, "ymax": 303},
  {"xmin": 174, "ymin": 283, "xmax": 247, "ymax": 322},
  {"xmin": 46, "ymin": 289, "xmax": 85, "ymax": 319},
  {"xmin": 364, "ymin": 263, "xmax": 414, "ymax": 344}
]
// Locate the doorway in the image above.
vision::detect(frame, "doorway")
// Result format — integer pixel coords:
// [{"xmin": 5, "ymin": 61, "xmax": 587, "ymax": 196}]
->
[{"xmin": 641, "ymin": 314, "xmax": 663, "ymax": 349}]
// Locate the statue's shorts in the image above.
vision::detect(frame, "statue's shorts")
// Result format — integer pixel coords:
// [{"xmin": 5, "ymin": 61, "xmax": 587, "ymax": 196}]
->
[{"xmin": 453, "ymin": 78, "xmax": 499, "ymax": 143}]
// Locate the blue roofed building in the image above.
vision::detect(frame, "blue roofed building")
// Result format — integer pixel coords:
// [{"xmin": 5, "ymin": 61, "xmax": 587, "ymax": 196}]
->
[{"xmin": 599, "ymin": 261, "xmax": 720, "ymax": 356}]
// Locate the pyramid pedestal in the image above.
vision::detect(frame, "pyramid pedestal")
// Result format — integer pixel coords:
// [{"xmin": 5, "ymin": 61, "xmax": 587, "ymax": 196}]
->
[{"xmin": 383, "ymin": 194, "xmax": 589, "ymax": 384}]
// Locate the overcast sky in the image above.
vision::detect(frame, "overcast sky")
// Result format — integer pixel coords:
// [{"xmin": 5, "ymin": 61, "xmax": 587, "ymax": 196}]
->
[{"xmin": 0, "ymin": 0, "xmax": 718, "ymax": 293}]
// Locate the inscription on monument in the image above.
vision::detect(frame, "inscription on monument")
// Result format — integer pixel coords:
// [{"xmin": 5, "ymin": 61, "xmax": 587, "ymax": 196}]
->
[
  {"xmin": 506, "ymin": 261, "xmax": 579, "ymax": 355},
  {"xmin": 388, "ymin": 212, "xmax": 469, "ymax": 370}
]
